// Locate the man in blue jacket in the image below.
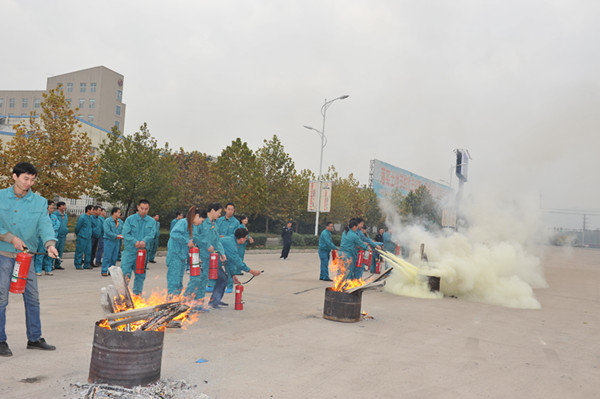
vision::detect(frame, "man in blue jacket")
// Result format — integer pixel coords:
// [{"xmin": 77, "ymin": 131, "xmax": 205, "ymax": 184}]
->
[
  {"xmin": 208, "ymin": 228, "xmax": 260, "ymax": 309},
  {"xmin": 52, "ymin": 201, "xmax": 68, "ymax": 270},
  {"xmin": 215, "ymin": 202, "xmax": 239, "ymax": 292},
  {"xmin": 101, "ymin": 207, "xmax": 123, "ymax": 277},
  {"xmin": 0, "ymin": 162, "xmax": 59, "ymax": 356},
  {"xmin": 185, "ymin": 203, "xmax": 226, "ymax": 311},
  {"xmin": 74, "ymin": 205, "xmax": 94, "ymax": 270},
  {"xmin": 121, "ymin": 199, "xmax": 156, "ymax": 296},
  {"xmin": 90, "ymin": 206, "xmax": 102, "ymax": 268},
  {"xmin": 318, "ymin": 222, "xmax": 338, "ymax": 281}
]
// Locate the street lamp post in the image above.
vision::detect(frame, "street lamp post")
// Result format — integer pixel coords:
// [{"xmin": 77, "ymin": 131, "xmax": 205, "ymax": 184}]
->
[{"xmin": 304, "ymin": 94, "xmax": 349, "ymax": 236}]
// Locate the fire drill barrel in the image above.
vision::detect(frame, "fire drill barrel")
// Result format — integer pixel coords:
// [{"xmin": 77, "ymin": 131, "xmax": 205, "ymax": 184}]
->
[
  {"xmin": 189, "ymin": 247, "xmax": 200, "ymax": 277},
  {"xmin": 10, "ymin": 252, "xmax": 33, "ymax": 294},
  {"xmin": 135, "ymin": 249, "xmax": 147, "ymax": 274},
  {"xmin": 209, "ymin": 253, "xmax": 218, "ymax": 280}
]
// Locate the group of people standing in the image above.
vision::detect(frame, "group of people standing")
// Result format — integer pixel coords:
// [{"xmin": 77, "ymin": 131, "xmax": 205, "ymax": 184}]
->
[
  {"xmin": 318, "ymin": 218, "xmax": 390, "ymax": 282},
  {"xmin": 166, "ymin": 202, "xmax": 260, "ymax": 314}
]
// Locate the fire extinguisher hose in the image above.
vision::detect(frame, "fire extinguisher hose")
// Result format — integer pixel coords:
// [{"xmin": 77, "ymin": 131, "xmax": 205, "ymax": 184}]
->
[{"xmin": 240, "ymin": 270, "xmax": 264, "ymax": 284}]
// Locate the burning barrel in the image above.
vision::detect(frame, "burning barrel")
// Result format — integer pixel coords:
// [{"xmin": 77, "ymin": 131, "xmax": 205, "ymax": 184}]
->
[
  {"xmin": 323, "ymin": 287, "xmax": 363, "ymax": 323},
  {"xmin": 88, "ymin": 321, "xmax": 165, "ymax": 388}
]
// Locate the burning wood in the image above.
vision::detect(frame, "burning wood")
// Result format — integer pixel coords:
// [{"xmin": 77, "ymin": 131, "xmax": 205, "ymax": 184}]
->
[
  {"xmin": 98, "ymin": 266, "xmax": 196, "ymax": 332},
  {"xmin": 328, "ymin": 251, "xmax": 392, "ymax": 293}
]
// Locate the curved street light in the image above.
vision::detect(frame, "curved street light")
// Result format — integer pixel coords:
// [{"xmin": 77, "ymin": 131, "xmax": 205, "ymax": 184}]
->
[{"xmin": 304, "ymin": 94, "xmax": 349, "ymax": 236}]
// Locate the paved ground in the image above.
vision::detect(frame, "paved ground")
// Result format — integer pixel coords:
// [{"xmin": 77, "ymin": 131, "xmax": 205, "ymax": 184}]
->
[{"xmin": 1, "ymin": 246, "xmax": 598, "ymax": 398}]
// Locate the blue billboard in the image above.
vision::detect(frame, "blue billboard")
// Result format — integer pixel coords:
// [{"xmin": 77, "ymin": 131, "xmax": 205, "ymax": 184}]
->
[{"xmin": 371, "ymin": 159, "xmax": 452, "ymax": 200}]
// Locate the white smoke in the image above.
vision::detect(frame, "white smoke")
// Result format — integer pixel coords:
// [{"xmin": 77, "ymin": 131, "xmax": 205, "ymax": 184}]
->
[{"xmin": 379, "ymin": 191, "xmax": 548, "ymax": 309}]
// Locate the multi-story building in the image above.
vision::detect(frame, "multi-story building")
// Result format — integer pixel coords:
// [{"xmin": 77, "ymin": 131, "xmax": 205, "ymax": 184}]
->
[
  {"xmin": 0, "ymin": 66, "xmax": 126, "ymax": 214},
  {"xmin": 0, "ymin": 65, "xmax": 126, "ymax": 150}
]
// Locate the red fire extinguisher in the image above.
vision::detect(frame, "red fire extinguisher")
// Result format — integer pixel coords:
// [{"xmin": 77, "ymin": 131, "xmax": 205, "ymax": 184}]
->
[
  {"xmin": 135, "ymin": 249, "xmax": 147, "ymax": 274},
  {"xmin": 355, "ymin": 250, "xmax": 364, "ymax": 268},
  {"xmin": 395, "ymin": 244, "xmax": 401, "ymax": 255},
  {"xmin": 363, "ymin": 250, "xmax": 371, "ymax": 266},
  {"xmin": 209, "ymin": 253, "xmax": 218, "ymax": 280},
  {"xmin": 189, "ymin": 247, "xmax": 200, "ymax": 277},
  {"xmin": 331, "ymin": 250, "xmax": 337, "ymax": 261},
  {"xmin": 235, "ymin": 284, "xmax": 244, "ymax": 310},
  {"xmin": 10, "ymin": 252, "xmax": 33, "ymax": 294},
  {"xmin": 375, "ymin": 259, "xmax": 381, "ymax": 274}
]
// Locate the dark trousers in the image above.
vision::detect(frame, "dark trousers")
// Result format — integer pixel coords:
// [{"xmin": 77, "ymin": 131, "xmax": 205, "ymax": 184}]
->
[
  {"xmin": 281, "ymin": 242, "xmax": 291, "ymax": 259},
  {"xmin": 209, "ymin": 265, "xmax": 228, "ymax": 306},
  {"xmin": 91, "ymin": 237, "xmax": 99, "ymax": 265}
]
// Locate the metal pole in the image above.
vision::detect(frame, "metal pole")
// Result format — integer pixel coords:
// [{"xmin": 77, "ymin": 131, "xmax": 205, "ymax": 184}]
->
[{"xmin": 315, "ymin": 99, "xmax": 327, "ymax": 236}]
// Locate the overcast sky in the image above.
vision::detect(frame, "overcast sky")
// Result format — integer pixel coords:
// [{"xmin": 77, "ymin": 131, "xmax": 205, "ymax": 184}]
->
[{"xmin": 2, "ymin": 0, "xmax": 598, "ymax": 229}]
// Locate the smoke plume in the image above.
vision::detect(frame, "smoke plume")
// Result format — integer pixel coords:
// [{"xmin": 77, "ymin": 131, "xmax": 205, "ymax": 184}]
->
[{"xmin": 379, "ymin": 191, "xmax": 548, "ymax": 309}]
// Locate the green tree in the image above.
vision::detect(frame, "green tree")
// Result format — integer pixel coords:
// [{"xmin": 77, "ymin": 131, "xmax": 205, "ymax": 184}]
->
[
  {"xmin": 399, "ymin": 185, "xmax": 440, "ymax": 227},
  {"xmin": 0, "ymin": 85, "xmax": 99, "ymax": 197},
  {"xmin": 256, "ymin": 135, "xmax": 297, "ymax": 234},
  {"xmin": 95, "ymin": 123, "xmax": 177, "ymax": 217},
  {"xmin": 173, "ymin": 149, "xmax": 217, "ymax": 210},
  {"xmin": 214, "ymin": 138, "xmax": 264, "ymax": 215}
]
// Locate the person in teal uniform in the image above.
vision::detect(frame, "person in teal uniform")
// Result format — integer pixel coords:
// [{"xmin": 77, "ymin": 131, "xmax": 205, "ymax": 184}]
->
[
  {"xmin": 318, "ymin": 221, "xmax": 337, "ymax": 281},
  {"xmin": 52, "ymin": 201, "xmax": 68, "ymax": 270},
  {"xmin": 208, "ymin": 228, "xmax": 260, "ymax": 309},
  {"xmin": 147, "ymin": 214, "xmax": 160, "ymax": 263},
  {"xmin": 337, "ymin": 219, "xmax": 369, "ymax": 281},
  {"xmin": 74, "ymin": 205, "xmax": 93, "ymax": 270},
  {"xmin": 0, "ymin": 162, "xmax": 59, "ymax": 356},
  {"xmin": 90, "ymin": 206, "xmax": 102, "ymax": 268},
  {"xmin": 170, "ymin": 212, "xmax": 183, "ymax": 232},
  {"xmin": 94, "ymin": 208, "xmax": 106, "ymax": 267},
  {"xmin": 214, "ymin": 202, "xmax": 239, "ymax": 292},
  {"xmin": 355, "ymin": 219, "xmax": 382, "ymax": 279},
  {"xmin": 35, "ymin": 200, "xmax": 59, "ymax": 275},
  {"xmin": 121, "ymin": 199, "xmax": 156, "ymax": 296},
  {"xmin": 101, "ymin": 207, "xmax": 123, "ymax": 276},
  {"xmin": 184, "ymin": 203, "xmax": 226, "ymax": 311},
  {"xmin": 166, "ymin": 206, "xmax": 205, "ymax": 298},
  {"xmin": 236, "ymin": 214, "xmax": 254, "ymax": 260}
]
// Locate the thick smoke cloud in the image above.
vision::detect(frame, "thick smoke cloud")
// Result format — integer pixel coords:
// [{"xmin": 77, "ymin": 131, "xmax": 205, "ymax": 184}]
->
[{"xmin": 380, "ymin": 190, "xmax": 548, "ymax": 309}]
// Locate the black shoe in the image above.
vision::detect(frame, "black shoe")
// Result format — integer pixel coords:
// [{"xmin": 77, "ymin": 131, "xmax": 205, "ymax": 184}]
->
[
  {"xmin": 54, "ymin": 266, "xmax": 64, "ymax": 270},
  {"xmin": 219, "ymin": 301, "xmax": 229, "ymax": 306},
  {"xmin": 320, "ymin": 278, "xmax": 333, "ymax": 281},
  {"xmin": 27, "ymin": 338, "xmax": 56, "ymax": 351},
  {"xmin": 0, "ymin": 341, "xmax": 12, "ymax": 357},
  {"xmin": 149, "ymin": 260, "xmax": 157, "ymax": 263}
]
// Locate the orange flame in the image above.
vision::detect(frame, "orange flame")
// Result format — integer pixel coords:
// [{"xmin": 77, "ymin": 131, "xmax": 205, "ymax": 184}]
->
[
  {"xmin": 329, "ymin": 254, "xmax": 367, "ymax": 292},
  {"xmin": 101, "ymin": 288, "xmax": 201, "ymax": 332}
]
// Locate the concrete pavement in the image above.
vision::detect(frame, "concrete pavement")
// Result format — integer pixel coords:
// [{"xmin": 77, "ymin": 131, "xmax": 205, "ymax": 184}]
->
[{"xmin": 1, "ymin": 247, "xmax": 598, "ymax": 398}]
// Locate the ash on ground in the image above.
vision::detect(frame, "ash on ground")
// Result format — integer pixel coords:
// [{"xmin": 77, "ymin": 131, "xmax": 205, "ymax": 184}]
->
[{"xmin": 69, "ymin": 379, "xmax": 209, "ymax": 399}]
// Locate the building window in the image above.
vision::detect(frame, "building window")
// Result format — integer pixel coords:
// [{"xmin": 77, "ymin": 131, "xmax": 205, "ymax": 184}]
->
[
  {"xmin": 66, "ymin": 98, "xmax": 72, "ymax": 105},
  {"xmin": 80, "ymin": 83, "xmax": 86, "ymax": 93},
  {"xmin": 79, "ymin": 99, "xmax": 85, "ymax": 109},
  {"xmin": 89, "ymin": 99, "xmax": 96, "ymax": 109},
  {"xmin": 22, "ymin": 98, "xmax": 29, "ymax": 108},
  {"xmin": 88, "ymin": 115, "xmax": 94, "ymax": 122},
  {"xmin": 116, "ymin": 90, "xmax": 122, "ymax": 102},
  {"xmin": 34, "ymin": 98, "xmax": 41, "ymax": 108},
  {"xmin": 9, "ymin": 98, "xmax": 15, "ymax": 108},
  {"xmin": 114, "ymin": 121, "xmax": 120, "ymax": 130},
  {"xmin": 0, "ymin": 98, "xmax": 3, "ymax": 108},
  {"xmin": 66, "ymin": 83, "xmax": 73, "ymax": 93},
  {"xmin": 116, "ymin": 105, "xmax": 121, "ymax": 116},
  {"xmin": 90, "ymin": 82, "xmax": 97, "ymax": 93}
]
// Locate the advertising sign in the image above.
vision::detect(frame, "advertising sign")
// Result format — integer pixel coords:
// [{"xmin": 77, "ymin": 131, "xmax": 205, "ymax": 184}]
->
[
  {"xmin": 307, "ymin": 180, "xmax": 332, "ymax": 212},
  {"xmin": 371, "ymin": 159, "xmax": 452, "ymax": 200}
]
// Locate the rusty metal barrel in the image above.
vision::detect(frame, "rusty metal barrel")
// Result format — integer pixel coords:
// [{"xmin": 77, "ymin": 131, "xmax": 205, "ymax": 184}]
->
[
  {"xmin": 323, "ymin": 287, "xmax": 362, "ymax": 323},
  {"xmin": 427, "ymin": 276, "xmax": 440, "ymax": 292},
  {"xmin": 88, "ymin": 321, "xmax": 164, "ymax": 388}
]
